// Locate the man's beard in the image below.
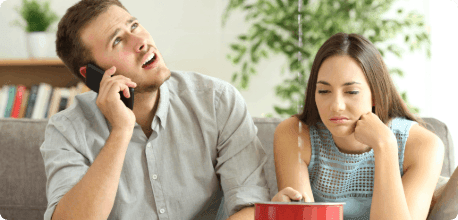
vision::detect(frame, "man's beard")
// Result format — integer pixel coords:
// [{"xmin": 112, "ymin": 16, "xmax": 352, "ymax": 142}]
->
[{"xmin": 133, "ymin": 70, "xmax": 171, "ymax": 94}]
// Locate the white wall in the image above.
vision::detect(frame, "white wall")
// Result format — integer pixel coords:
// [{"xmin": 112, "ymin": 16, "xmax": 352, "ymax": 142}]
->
[
  {"xmin": 0, "ymin": 0, "xmax": 457, "ymax": 169},
  {"xmin": 428, "ymin": 0, "xmax": 458, "ymax": 171},
  {"xmin": 0, "ymin": 0, "xmax": 288, "ymax": 120},
  {"xmin": 383, "ymin": 0, "xmax": 458, "ymax": 171}
]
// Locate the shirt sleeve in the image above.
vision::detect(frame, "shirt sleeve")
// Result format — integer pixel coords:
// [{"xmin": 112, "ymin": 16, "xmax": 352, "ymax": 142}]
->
[
  {"xmin": 40, "ymin": 114, "xmax": 90, "ymax": 220},
  {"xmin": 214, "ymin": 82, "xmax": 270, "ymax": 217}
]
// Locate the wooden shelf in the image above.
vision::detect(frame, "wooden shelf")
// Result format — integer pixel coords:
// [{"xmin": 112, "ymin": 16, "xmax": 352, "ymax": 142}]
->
[
  {"xmin": 0, "ymin": 59, "xmax": 64, "ymax": 66},
  {"xmin": 0, "ymin": 59, "xmax": 80, "ymax": 88}
]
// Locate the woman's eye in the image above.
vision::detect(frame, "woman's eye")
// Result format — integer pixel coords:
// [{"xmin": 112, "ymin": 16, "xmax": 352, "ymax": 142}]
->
[
  {"xmin": 347, "ymin": 91, "xmax": 359, "ymax": 94},
  {"xmin": 318, "ymin": 90, "xmax": 329, "ymax": 94}
]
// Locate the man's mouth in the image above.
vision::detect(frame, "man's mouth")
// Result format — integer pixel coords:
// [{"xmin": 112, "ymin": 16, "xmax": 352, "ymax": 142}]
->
[{"xmin": 142, "ymin": 53, "xmax": 156, "ymax": 68}]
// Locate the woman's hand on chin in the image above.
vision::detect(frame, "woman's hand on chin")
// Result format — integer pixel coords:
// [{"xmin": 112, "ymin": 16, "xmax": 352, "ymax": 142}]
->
[
  {"xmin": 354, "ymin": 112, "xmax": 397, "ymax": 151},
  {"xmin": 271, "ymin": 187, "xmax": 313, "ymax": 202}
]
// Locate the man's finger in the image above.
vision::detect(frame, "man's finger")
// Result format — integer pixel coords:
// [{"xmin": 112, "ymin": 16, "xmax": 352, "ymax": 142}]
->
[{"xmin": 107, "ymin": 66, "xmax": 116, "ymax": 75}]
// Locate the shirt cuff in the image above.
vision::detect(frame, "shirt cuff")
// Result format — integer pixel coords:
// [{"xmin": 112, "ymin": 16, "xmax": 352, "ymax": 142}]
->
[{"xmin": 224, "ymin": 185, "xmax": 270, "ymax": 217}]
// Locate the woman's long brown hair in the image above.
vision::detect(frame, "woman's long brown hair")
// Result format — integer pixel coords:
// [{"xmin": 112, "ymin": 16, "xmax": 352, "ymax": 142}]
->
[{"xmin": 296, "ymin": 32, "xmax": 424, "ymax": 127}]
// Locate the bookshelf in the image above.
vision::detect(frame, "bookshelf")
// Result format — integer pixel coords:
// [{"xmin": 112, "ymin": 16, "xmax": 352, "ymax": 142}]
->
[
  {"xmin": 0, "ymin": 59, "xmax": 80, "ymax": 88},
  {"xmin": 0, "ymin": 59, "xmax": 89, "ymax": 119}
]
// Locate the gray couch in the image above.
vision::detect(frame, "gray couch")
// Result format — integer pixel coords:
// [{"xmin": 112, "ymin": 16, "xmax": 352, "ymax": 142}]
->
[{"xmin": 0, "ymin": 117, "xmax": 456, "ymax": 219}]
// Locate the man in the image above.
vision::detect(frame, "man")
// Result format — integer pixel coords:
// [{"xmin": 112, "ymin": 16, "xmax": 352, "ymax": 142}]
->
[{"xmin": 40, "ymin": 0, "xmax": 270, "ymax": 219}]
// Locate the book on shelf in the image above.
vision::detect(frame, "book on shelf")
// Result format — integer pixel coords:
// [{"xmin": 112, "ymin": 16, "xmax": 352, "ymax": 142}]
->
[
  {"xmin": 11, "ymin": 85, "xmax": 26, "ymax": 118},
  {"xmin": 0, "ymin": 82, "xmax": 93, "ymax": 119},
  {"xmin": 0, "ymin": 86, "xmax": 8, "ymax": 118},
  {"xmin": 4, "ymin": 85, "xmax": 17, "ymax": 118},
  {"xmin": 31, "ymin": 83, "xmax": 52, "ymax": 119},
  {"xmin": 47, "ymin": 87, "xmax": 61, "ymax": 119},
  {"xmin": 58, "ymin": 88, "xmax": 70, "ymax": 113},
  {"xmin": 25, "ymin": 85, "xmax": 39, "ymax": 119},
  {"xmin": 44, "ymin": 87, "xmax": 54, "ymax": 119},
  {"xmin": 18, "ymin": 89, "xmax": 30, "ymax": 118},
  {"xmin": 67, "ymin": 86, "xmax": 78, "ymax": 109}
]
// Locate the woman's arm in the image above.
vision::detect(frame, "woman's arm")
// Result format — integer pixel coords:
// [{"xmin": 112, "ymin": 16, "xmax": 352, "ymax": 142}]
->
[
  {"xmin": 272, "ymin": 117, "xmax": 315, "ymax": 202},
  {"xmin": 370, "ymin": 123, "xmax": 444, "ymax": 220},
  {"xmin": 354, "ymin": 113, "xmax": 445, "ymax": 220}
]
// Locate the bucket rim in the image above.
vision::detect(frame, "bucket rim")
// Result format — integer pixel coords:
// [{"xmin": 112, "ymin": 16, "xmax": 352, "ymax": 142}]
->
[{"xmin": 255, "ymin": 202, "xmax": 346, "ymax": 206}]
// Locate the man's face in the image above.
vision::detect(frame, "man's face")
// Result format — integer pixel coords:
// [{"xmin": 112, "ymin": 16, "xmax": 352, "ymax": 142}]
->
[{"xmin": 80, "ymin": 5, "xmax": 170, "ymax": 93}]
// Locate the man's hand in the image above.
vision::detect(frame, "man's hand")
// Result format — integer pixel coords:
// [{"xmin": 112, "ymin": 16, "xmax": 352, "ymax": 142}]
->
[{"xmin": 96, "ymin": 66, "xmax": 137, "ymax": 131}]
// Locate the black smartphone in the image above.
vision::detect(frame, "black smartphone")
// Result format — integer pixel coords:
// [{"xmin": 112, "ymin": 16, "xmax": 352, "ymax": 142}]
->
[{"xmin": 85, "ymin": 63, "xmax": 134, "ymax": 110}]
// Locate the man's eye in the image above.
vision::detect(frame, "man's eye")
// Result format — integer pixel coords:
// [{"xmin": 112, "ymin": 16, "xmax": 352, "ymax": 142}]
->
[
  {"xmin": 347, "ymin": 91, "xmax": 359, "ymax": 94},
  {"xmin": 131, "ymin": 22, "xmax": 138, "ymax": 30},
  {"xmin": 113, "ymin": 38, "xmax": 121, "ymax": 46}
]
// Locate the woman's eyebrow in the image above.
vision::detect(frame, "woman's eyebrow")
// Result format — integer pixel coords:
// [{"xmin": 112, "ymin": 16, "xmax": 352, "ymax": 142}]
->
[
  {"xmin": 342, "ymin": 81, "xmax": 361, "ymax": 86},
  {"xmin": 316, "ymin": 80, "xmax": 361, "ymax": 86}
]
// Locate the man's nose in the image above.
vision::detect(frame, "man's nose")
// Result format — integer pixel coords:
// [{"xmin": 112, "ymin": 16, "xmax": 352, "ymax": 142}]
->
[{"xmin": 130, "ymin": 34, "xmax": 148, "ymax": 53}]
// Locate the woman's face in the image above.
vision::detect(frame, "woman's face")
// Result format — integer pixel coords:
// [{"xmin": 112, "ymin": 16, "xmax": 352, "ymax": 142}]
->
[{"xmin": 315, "ymin": 55, "xmax": 373, "ymax": 137}]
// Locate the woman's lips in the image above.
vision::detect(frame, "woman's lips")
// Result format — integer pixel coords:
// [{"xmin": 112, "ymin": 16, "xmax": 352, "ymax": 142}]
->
[{"xmin": 330, "ymin": 117, "xmax": 349, "ymax": 124}]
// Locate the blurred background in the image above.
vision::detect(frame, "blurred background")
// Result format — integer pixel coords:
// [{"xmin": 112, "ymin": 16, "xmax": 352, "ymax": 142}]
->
[{"xmin": 0, "ymin": 0, "xmax": 457, "ymax": 169}]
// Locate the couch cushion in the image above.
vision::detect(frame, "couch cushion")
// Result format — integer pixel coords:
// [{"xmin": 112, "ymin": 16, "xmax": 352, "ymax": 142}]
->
[
  {"xmin": 0, "ymin": 118, "xmax": 49, "ymax": 219},
  {"xmin": 252, "ymin": 117, "xmax": 283, "ymax": 199}
]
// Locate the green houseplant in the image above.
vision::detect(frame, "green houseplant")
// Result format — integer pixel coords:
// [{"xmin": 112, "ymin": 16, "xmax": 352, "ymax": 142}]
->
[
  {"xmin": 223, "ymin": 0, "xmax": 430, "ymax": 117},
  {"xmin": 11, "ymin": 0, "xmax": 59, "ymax": 58}
]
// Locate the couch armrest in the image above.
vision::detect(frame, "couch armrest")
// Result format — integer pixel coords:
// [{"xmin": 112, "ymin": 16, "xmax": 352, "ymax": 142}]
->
[
  {"xmin": 429, "ymin": 176, "xmax": 450, "ymax": 214},
  {"xmin": 427, "ymin": 168, "xmax": 458, "ymax": 220}
]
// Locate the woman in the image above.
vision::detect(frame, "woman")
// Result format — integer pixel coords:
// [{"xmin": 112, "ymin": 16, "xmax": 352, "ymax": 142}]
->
[{"xmin": 271, "ymin": 33, "xmax": 444, "ymax": 220}]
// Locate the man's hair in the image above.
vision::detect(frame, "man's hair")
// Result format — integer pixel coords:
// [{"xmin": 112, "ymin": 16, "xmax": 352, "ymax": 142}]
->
[
  {"xmin": 56, "ymin": 0, "xmax": 129, "ymax": 83},
  {"xmin": 296, "ymin": 32, "xmax": 424, "ymax": 126}
]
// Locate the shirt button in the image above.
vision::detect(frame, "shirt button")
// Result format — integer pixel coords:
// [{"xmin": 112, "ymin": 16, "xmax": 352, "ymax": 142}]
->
[
  {"xmin": 146, "ymin": 143, "xmax": 152, "ymax": 148},
  {"xmin": 152, "ymin": 174, "xmax": 158, "ymax": 180},
  {"xmin": 159, "ymin": 209, "xmax": 165, "ymax": 214}
]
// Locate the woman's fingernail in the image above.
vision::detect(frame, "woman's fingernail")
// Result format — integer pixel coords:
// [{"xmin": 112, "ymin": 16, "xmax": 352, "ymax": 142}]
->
[{"xmin": 295, "ymin": 194, "xmax": 301, "ymax": 199}]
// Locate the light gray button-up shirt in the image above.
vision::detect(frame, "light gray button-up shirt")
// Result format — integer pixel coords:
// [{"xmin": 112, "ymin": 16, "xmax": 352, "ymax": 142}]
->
[{"xmin": 40, "ymin": 71, "xmax": 270, "ymax": 220}]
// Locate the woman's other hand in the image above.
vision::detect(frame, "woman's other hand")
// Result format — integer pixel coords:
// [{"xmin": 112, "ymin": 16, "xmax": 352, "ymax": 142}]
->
[{"xmin": 271, "ymin": 187, "xmax": 313, "ymax": 202}]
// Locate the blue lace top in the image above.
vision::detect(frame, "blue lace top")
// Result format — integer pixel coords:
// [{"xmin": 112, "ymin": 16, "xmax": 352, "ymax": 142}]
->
[{"xmin": 308, "ymin": 117, "xmax": 416, "ymax": 220}]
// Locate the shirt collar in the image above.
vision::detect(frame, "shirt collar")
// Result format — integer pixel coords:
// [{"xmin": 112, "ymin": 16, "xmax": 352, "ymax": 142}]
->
[{"xmin": 153, "ymin": 81, "xmax": 170, "ymax": 130}]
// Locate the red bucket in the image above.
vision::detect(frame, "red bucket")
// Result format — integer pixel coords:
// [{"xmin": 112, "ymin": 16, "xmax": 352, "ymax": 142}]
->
[{"xmin": 255, "ymin": 202, "xmax": 345, "ymax": 220}]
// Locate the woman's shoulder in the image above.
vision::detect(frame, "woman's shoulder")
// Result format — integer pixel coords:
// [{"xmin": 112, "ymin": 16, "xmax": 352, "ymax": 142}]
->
[
  {"xmin": 403, "ymin": 120, "xmax": 444, "ymax": 172},
  {"xmin": 406, "ymin": 122, "xmax": 443, "ymax": 150},
  {"xmin": 275, "ymin": 116, "xmax": 311, "ymax": 141},
  {"xmin": 389, "ymin": 117, "xmax": 440, "ymax": 146},
  {"xmin": 274, "ymin": 116, "xmax": 314, "ymax": 165},
  {"xmin": 276, "ymin": 116, "xmax": 309, "ymax": 132}
]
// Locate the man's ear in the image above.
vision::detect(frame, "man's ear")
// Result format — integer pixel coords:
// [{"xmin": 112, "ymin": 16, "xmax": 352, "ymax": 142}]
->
[{"xmin": 79, "ymin": 66, "xmax": 87, "ymax": 79}]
